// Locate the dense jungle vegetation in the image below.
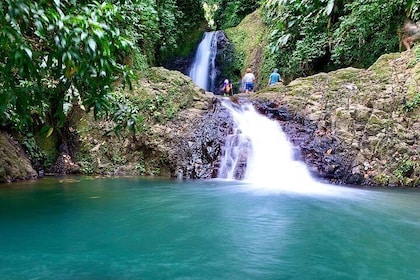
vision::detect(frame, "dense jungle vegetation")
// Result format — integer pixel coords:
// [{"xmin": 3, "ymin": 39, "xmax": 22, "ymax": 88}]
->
[
  {"xmin": 1, "ymin": 0, "xmax": 419, "ymax": 171},
  {"xmin": 261, "ymin": 0, "xmax": 420, "ymax": 81}
]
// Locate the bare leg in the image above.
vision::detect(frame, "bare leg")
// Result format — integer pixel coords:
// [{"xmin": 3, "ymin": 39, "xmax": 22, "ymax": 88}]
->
[{"xmin": 403, "ymin": 36, "xmax": 413, "ymax": 51}]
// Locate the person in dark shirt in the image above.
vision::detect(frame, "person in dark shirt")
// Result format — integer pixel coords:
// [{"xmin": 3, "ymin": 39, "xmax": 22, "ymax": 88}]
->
[{"xmin": 222, "ymin": 79, "xmax": 233, "ymax": 96}]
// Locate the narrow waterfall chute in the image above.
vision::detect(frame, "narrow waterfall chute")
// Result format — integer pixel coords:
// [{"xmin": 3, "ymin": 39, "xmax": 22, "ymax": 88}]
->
[{"xmin": 188, "ymin": 31, "xmax": 217, "ymax": 92}]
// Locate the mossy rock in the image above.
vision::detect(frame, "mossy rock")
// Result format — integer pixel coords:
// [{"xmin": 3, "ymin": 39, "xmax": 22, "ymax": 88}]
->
[
  {"xmin": 225, "ymin": 9, "xmax": 268, "ymax": 87},
  {"xmin": 73, "ymin": 67, "xmax": 214, "ymax": 177},
  {"xmin": 373, "ymin": 173, "xmax": 390, "ymax": 186},
  {"xmin": 368, "ymin": 53, "xmax": 402, "ymax": 82},
  {"xmin": 329, "ymin": 67, "xmax": 364, "ymax": 81},
  {"xmin": 0, "ymin": 132, "xmax": 37, "ymax": 182}
]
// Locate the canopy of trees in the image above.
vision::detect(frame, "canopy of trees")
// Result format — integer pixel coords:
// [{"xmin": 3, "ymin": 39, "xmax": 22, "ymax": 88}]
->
[
  {"xmin": 208, "ymin": 0, "xmax": 262, "ymax": 30},
  {"xmin": 1, "ymin": 0, "xmax": 419, "ymax": 138},
  {"xmin": 0, "ymin": 0, "xmax": 204, "ymax": 134},
  {"xmin": 262, "ymin": 0, "xmax": 420, "ymax": 81}
]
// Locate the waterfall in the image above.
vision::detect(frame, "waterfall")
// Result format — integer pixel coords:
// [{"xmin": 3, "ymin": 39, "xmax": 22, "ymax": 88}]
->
[
  {"xmin": 188, "ymin": 31, "xmax": 217, "ymax": 92},
  {"xmin": 218, "ymin": 99, "xmax": 324, "ymax": 193}
]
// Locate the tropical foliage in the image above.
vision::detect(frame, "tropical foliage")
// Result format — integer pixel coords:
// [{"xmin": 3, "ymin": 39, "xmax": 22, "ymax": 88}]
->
[
  {"xmin": 203, "ymin": 0, "xmax": 262, "ymax": 30},
  {"xmin": 0, "ymin": 0, "xmax": 204, "ymax": 135},
  {"xmin": 2, "ymin": 0, "xmax": 420, "ymax": 173},
  {"xmin": 0, "ymin": 0, "xmax": 132, "ymax": 134},
  {"xmin": 262, "ymin": 0, "xmax": 420, "ymax": 81}
]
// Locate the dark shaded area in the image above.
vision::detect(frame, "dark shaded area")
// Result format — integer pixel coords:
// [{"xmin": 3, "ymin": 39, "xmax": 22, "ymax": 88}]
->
[
  {"xmin": 170, "ymin": 98, "xmax": 234, "ymax": 179},
  {"xmin": 213, "ymin": 31, "xmax": 235, "ymax": 94},
  {"xmin": 164, "ymin": 30, "xmax": 236, "ymax": 96}
]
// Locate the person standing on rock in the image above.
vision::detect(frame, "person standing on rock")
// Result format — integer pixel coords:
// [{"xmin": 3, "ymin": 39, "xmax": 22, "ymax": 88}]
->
[
  {"xmin": 401, "ymin": 21, "xmax": 420, "ymax": 51},
  {"xmin": 242, "ymin": 68, "xmax": 256, "ymax": 93},
  {"xmin": 268, "ymin": 68, "xmax": 282, "ymax": 86},
  {"xmin": 222, "ymin": 79, "xmax": 233, "ymax": 96}
]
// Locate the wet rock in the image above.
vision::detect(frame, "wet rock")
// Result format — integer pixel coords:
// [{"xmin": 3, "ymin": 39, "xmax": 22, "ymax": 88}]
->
[
  {"xmin": 214, "ymin": 30, "xmax": 235, "ymax": 94},
  {"xmin": 346, "ymin": 173, "xmax": 364, "ymax": 185}
]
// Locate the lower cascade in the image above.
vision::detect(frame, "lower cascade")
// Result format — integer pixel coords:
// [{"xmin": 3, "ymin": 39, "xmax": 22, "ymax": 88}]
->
[{"xmin": 218, "ymin": 99, "xmax": 322, "ymax": 192}]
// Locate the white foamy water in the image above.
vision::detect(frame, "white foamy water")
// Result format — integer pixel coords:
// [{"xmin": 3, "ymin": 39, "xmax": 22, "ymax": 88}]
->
[
  {"xmin": 188, "ymin": 32, "xmax": 217, "ymax": 91},
  {"xmin": 218, "ymin": 99, "xmax": 356, "ymax": 196}
]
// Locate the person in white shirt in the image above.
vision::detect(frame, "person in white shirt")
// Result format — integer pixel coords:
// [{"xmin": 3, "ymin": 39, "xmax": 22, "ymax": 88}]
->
[{"xmin": 242, "ymin": 68, "xmax": 255, "ymax": 93}]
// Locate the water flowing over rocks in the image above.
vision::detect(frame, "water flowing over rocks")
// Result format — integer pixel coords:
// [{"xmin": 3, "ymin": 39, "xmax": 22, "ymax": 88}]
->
[
  {"xmin": 164, "ymin": 30, "xmax": 235, "ymax": 95},
  {"xmin": 251, "ymin": 52, "xmax": 420, "ymax": 187},
  {"xmin": 1, "ymin": 53, "xmax": 419, "ymax": 187}
]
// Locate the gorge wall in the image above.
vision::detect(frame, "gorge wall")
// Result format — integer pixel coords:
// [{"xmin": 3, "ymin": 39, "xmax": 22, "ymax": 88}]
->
[
  {"xmin": 1, "ymin": 51, "xmax": 418, "ymax": 187},
  {"xmin": 1, "ymin": 8, "xmax": 419, "ymax": 187}
]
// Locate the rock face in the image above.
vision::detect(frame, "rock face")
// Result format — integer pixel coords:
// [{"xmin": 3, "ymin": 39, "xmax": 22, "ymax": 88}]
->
[
  {"xmin": 72, "ymin": 67, "xmax": 234, "ymax": 179},
  {"xmin": 1, "ymin": 52, "xmax": 419, "ymax": 187},
  {"xmin": 159, "ymin": 100, "xmax": 234, "ymax": 179},
  {"xmin": 163, "ymin": 56, "xmax": 193, "ymax": 77},
  {"xmin": 250, "ymin": 51, "xmax": 420, "ymax": 187},
  {"xmin": 0, "ymin": 132, "xmax": 37, "ymax": 183},
  {"xmin": 213, "ymin": 31, "xmax": 235, "ymax": 94}
]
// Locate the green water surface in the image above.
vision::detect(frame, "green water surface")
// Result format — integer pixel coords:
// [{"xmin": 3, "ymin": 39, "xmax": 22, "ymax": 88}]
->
[{"xmin": 0, "ymin": 177, "xmax": 419, "ymax": 279}]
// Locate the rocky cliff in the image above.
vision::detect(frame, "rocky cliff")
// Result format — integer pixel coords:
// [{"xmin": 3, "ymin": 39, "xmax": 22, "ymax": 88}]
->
[
  {"xmin": 1, "ymin": 44, "xmax": 419, "ymax": 187},
  {"xmin": 71, "ymin": 67, "xmax": 233, "ymax": 179},
  {"xmin": 250, "ymin": 51, "xmax": 419, "ymax": 187}
]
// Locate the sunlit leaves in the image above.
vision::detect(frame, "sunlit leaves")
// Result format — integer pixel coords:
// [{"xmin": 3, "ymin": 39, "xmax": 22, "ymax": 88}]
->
[
  {"xmin": 325, "ymin": 0, "xmax": 335, "ymax": 16},
  {"xmin": 1, "ymin": 0, "xmax": 205, "ymax": 136},
  {"xmin": 405, "ymin": 0, "xmax": 420, "ymax": 20},
  {"xmin": 331, "ymin": 0, "xmax": 401, "ymax": 67}
]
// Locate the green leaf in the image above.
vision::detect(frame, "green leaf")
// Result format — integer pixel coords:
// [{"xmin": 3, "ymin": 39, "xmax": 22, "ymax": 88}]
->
[
  {"xmin": 39, "ymin": 125, "xmax": 51, "ymax": 135},
  {"xmin": 81, "ymin": 32, "xmax": 88, "ymax": 41},
  {"xmin": 46, "ymin": 127, "xmax": 54, "ymax": 138},
  {"xmin": 88, "ymin": 38, "xmax": 97, "ymax": 52},
  {"xmin": 93, "ymin": 29, "xmax": 104, "ymax": 39},
  {"xmin": 279, "ymin": 33, "xmax": 291, "ymax": 46},
  {"xmin": 23, "ymin": 47, "xmax": 32, "ymax": 58}
]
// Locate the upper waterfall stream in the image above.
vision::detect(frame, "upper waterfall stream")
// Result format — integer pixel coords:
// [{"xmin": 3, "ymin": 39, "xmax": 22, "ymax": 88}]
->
[
  {"xmin": 189, "ymin": 32, "xmax": 343, "ymax": 195},
  {"xmin": 188, "ymin": 31, "xmax": 217, "ymax": 92}
]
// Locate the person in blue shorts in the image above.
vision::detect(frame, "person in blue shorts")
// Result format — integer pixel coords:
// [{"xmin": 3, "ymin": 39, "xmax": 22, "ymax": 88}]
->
[{"xmin": 242, "ymin": 68, "xmax": 255, "ymax": 93}]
